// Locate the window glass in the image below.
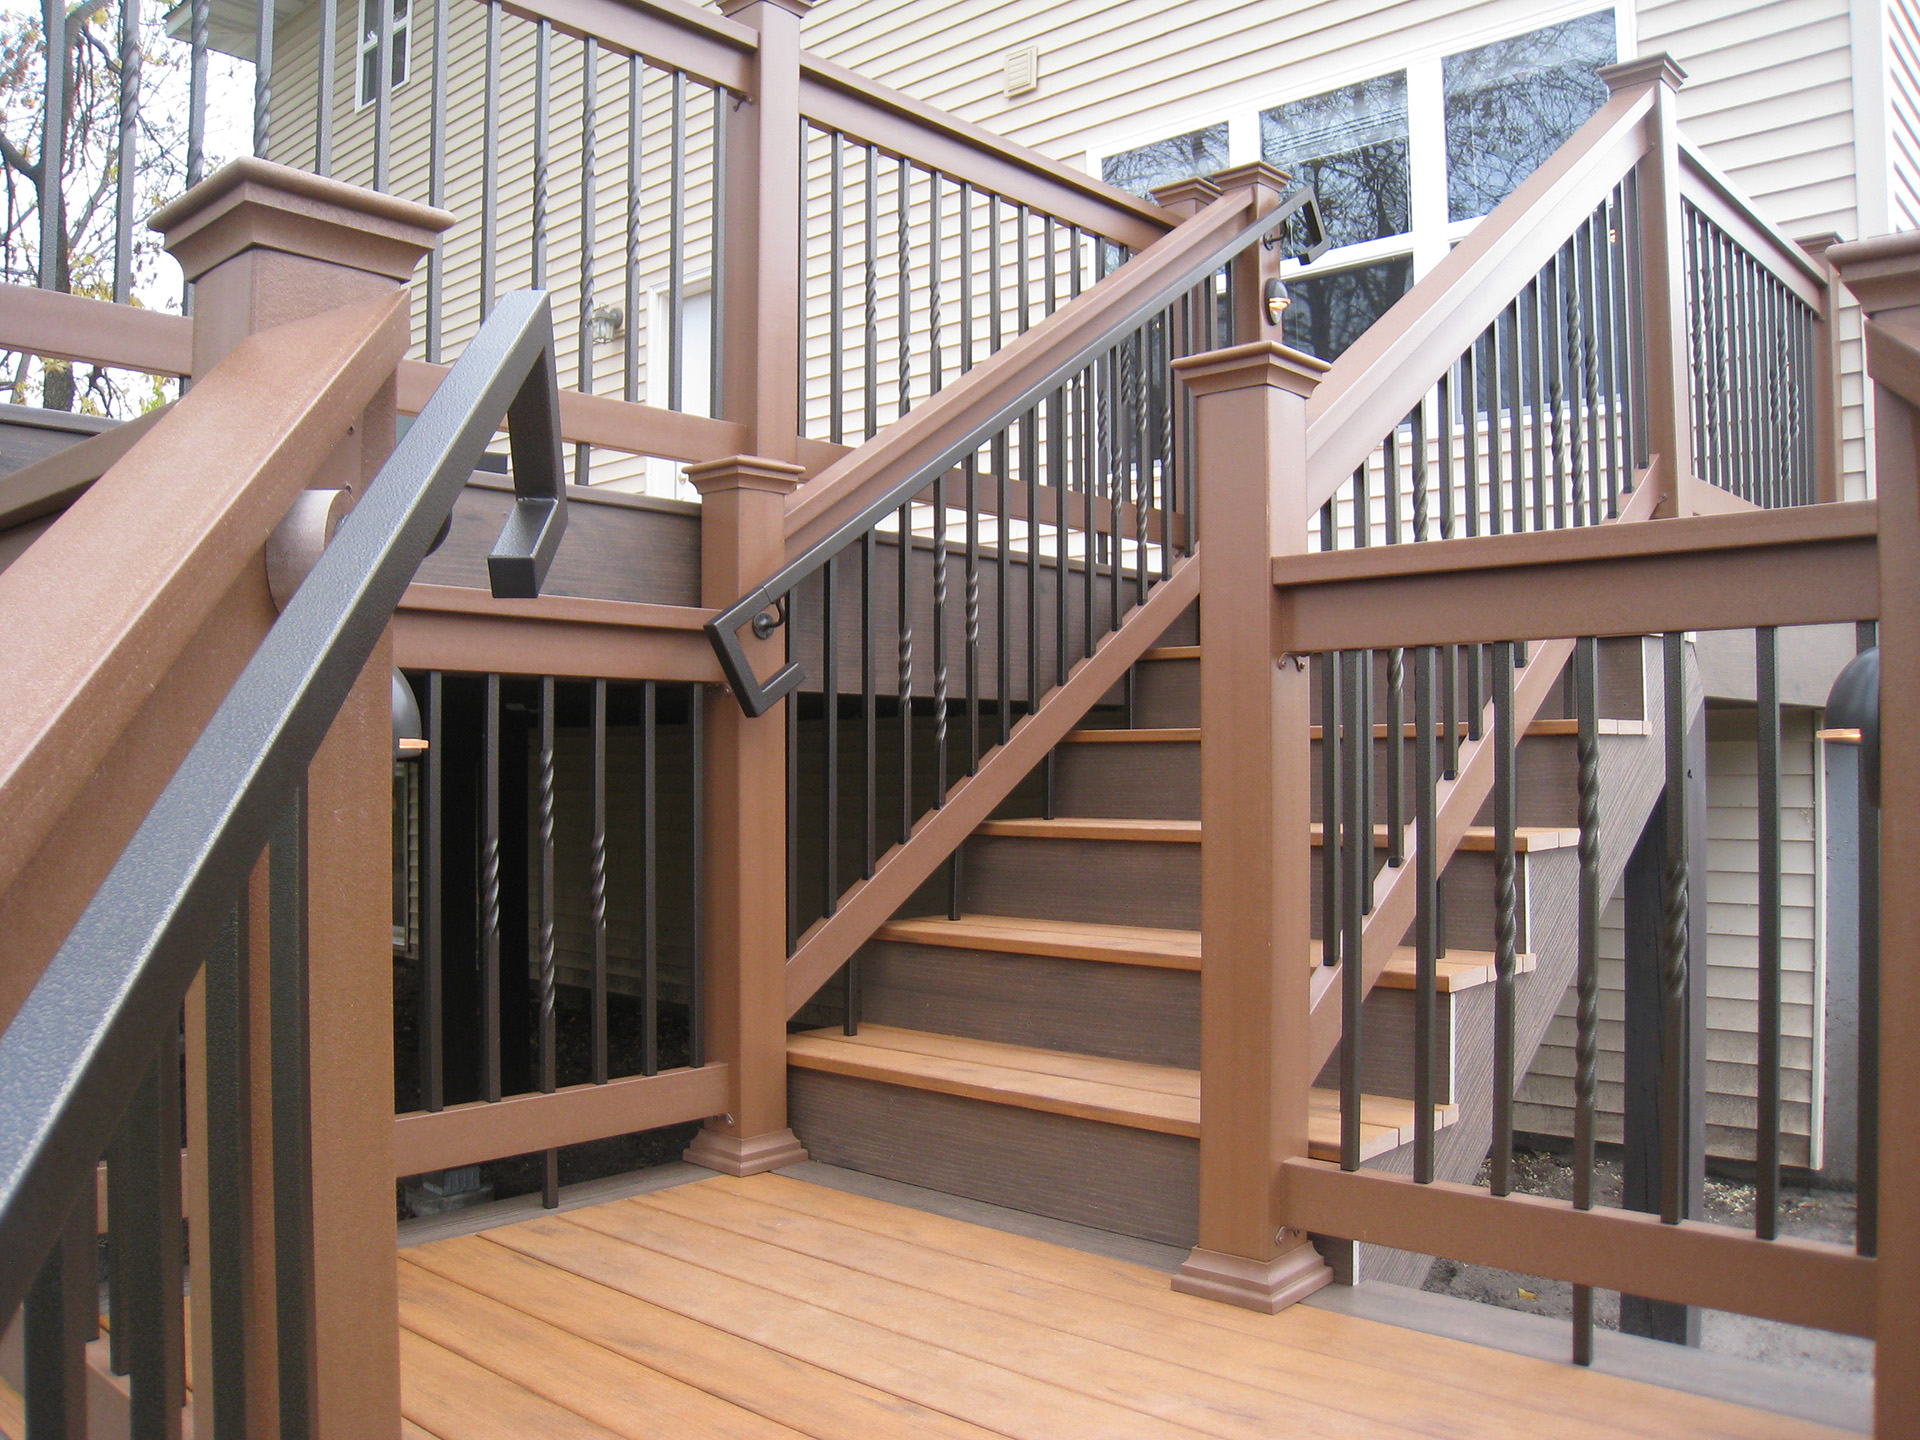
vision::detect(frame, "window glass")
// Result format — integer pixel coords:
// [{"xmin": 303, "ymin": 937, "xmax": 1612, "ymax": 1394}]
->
[
  {"xmin": 1260, "ymin": 74, "xmax": 1410, "ymax": 249},
  {"xmin": 1281, "ymin": 256, "xmax": 1414, "ymax": 362},
  {"xmin": 357, "ymin": 0, "xmax": 412, "ymax": 108},
  {"xmin": 1101, "ymin": 123, "xmax": 1230, "ymax": 199},
  {"xmin": 1444, "ymin": 12, "xmax": 1616, "ymax": 221}
]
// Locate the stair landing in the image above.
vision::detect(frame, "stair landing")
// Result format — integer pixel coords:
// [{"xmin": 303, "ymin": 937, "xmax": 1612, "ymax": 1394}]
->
[{"xmin": 395, "ymin": 1171, "xmax": 1854, "ymax": 1440}]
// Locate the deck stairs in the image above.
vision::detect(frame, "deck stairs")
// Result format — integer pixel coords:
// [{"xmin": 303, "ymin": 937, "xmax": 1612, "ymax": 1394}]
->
[{"xmin": 788, "ymin": 607, "xmax": 1667, "ymax": 1266}]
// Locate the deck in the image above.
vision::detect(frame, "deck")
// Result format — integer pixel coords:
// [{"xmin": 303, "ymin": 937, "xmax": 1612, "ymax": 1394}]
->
[{"xmin": 396, "ymin": 1171, "xmax": 1853, "ymax": 1440}]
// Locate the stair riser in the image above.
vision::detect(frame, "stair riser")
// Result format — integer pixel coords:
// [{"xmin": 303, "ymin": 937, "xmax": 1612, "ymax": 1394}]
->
[
  {"xmin": 852, "ymin": 939, "xmax": 1461, "ymax": 1099},
  {"xmin": 1052, "ymin": 732, "xmax": 1595, "ymax": 827},
  {"xmin": 959, "ymin": 835, "xmax": 1200, "ymax": 929},
  {"xmin": 1313, "ymin": 849, "xmax": 1569, "ymax": 956},
  {"xmin": 1132, "ymin": 657, "xmax": 1199, "ymax": 728},
  {"xmin": 789, "ymin": 1068, "xmax": 1200, "ymax": 1247}
]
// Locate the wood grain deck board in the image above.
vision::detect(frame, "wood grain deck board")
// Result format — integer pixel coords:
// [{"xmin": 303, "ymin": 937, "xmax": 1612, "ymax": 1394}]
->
[
  {"xmin": 787, "ymin": 1027, "xmax": 1450, "ymax": 1161},
  {"xmin": 400, "ymin": 1175, "xmax": 1853, "ymax": 1440}
]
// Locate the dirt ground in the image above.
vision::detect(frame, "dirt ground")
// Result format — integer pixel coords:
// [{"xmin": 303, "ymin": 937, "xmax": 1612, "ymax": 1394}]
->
[{"xmin": 1421, "ymin": 1149, "xmax": 1873, "ymax": 1377}]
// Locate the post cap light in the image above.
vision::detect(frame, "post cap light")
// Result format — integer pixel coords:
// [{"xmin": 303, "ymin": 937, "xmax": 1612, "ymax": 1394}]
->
[
  {"xmin": 393, "ymin": 668, "xmax": 427, "ymax": 760},
  {"xmin": 1263, "ymin": 277, "xmax": 1291, "ymax": 327},
  {"xmin": 1823, "ymin": 646, "xmax": 1878, "ymax": 806}
]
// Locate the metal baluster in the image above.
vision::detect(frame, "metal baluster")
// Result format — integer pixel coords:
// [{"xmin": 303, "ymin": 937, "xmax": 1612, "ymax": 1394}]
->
[
  {"xmin": 123, "ymin": 1032, "xmax": 186, "ymax": 1440},
  {"xmin": 590, "ymin": 679, "xmax": 608, "ymax": 1085},
  {"xmin": 1462, "ymin": 336, "xmax": 1482, "ymax": 538},
  {"xmin": 24, "ymin": 1188, "xmax": 91, "ymax": 1440},
  {"xmin": 1504, "ymin": 304, "xmax": 1524, "ymax": 531},
  {"xmin": 1857, "ymin": 619, "xmax": 1879, "ymax": 1257},
  {"xmin": 966, "ymin": 451, "xmax": 981, "ymax": 772},
  {"xmin": 865, "ymin": 150, "xmax": 879, "ymax": 438},
  {"xmin": 929, "ymin": 172, "xmax": 944, "ymax": 393},
  {"xmin": 1491, "ymin": 642, "xmax": 1517, "ymax": 1196},
  {"xmin": 1413, "ymin": 644, "xmax": 1437, "ymax": 1184},
  {"xmin": 1486, "ymin": 323, "xmax": 1506, "ymax": 535},
  {"xmin": 710, "ymin": 86, "xmax": 727, "ymax": 418},
  {"xmin": 1387, "ymin": 645, "xmax": 1404, "ymax": 868},
  {"xmin": 270, "ymin": 793, "xmax": 317, "ymax": 1440},
  {"xmin": 1411, "ymin": 403, "xmax": 1428, "ymax": 545},
  {"xmin": 1581, "ymin": 221, "xmax": 1605, "ymax": 526},
  {"xmin": 996, "ymin": 422, "xmax": 1012, "ymax": 747},
  {"xmin": 690, "ymin": 682, "xmax": 707, "ymax": 1066},
  {"xmin": 1528, "ymin": 274, "xmax": 1547, "ymax": 529},
  {"xmin": 480, "ymin": 0, "xmax": 499, "ymax": 317},
  {"xmin": 862, "ymin": 531, "xmax": 876, "ymax": 880},
  {"xmin": 959, "ymin": 182, "xmax": 974, "ymax": 376},
  {"xmin": 187, "ymin": 0, "xmax": 207, "ymax": 188},
  {"xmin": 624, "ymin": 59, "xmax": 642, "ymax": 403},
  {"xmin": 424, "ymin": 672, "xmax": 444, "ymax": 1110},
  {"xmin": 830, "ymin": 132, "xmax": 844, "ymax": 443},
  {"xmin": 370, "ymin": 0, "xmax": 393, "ymax": 188},
  {"xmin": 1320, "ymin": 504, "xmax": 1341, "ymax": 971},
  {"xmin": 1572, "ymin": 636, "xmax": 1601, "ymax": 1364},
  {"xmin": 1438, "ymin": 367, "xmax": 1455, "ymax": 544},
  {"xmin": 824, "ymin": 556, "xmax": 841, "ymax": 914},
  {"xmin": 1384, "ymin": 418, "xmax": 1402, "ymax": 547},
  {"xmin": 642, "ymin": 680, "xmax": 659, "ymax": 1072},
  {"xmin": 1026, "ymin": 402, "xmax": 1041, "ymax": 721},
  {"xmin": 1614, "ymin": 184, "xmax": 1642, "ymax": 481},
  {"xmin": 933, "ymin": 473, "xmax": 949, "ymax": 808},
  {"xmin": 1756, "ymin": 625, "xmax": 1781, "ymax": 1237},
  {"xmin": 786, "ymin": 620, "xmax": 798, "ymax": 954},
  {"xmin": 1593, "ymin": 209, "xmax": 1622, "ymax": 518},
  {"xmin": 482, "ymin": 674, "xmax": 502, "ymax": 1100},
  {"xmin": 1340, "ymin": 651, "xmax": 1365, "ymax": 1170},
  {"xmin": 538, "ymin": 675, "xmax": 558, "ymax": 1206},
  {"xmin": 531, "ymin": 21, "xmax": 553, "ymax": 288},
  {"xmin": 574, "ymin": 36, "xmax": 597, "ymax": 486},
  {"xmin": 1660, "ymin": 631, "xmax": 1691, "ymax": 1226},
  {"xmin": 668, "ymin": 70, "xmax": 686, "ymax": 410},
  {"xmin": 113, "ymin": 0, "xmax": 140, "ymax": 302},
  {"xmin": 314, "ymin": 0, "xmax": 334, "ymax": 175},
  {"xmin": 1549, "ymin": 246, "xmax": 1570, "ymax": 528},
  {"xmin": 898, "ymin": 158, "xmax": 912, "ymax": 417},
  {"xmin": 899, "ymin": 501, "xmax": 914, "ymax": 841}
]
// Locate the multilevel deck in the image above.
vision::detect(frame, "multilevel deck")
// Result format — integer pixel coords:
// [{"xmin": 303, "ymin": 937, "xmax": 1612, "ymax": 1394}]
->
[{"xmin": 395, "ymin": 1172, "xmax": 1852, "ymax": 1440}]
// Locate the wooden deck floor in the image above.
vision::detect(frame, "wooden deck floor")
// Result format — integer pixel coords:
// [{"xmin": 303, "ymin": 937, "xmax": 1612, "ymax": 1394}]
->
[{"xmin": 397, "ymin": 1172, "xmax": 1852, "ymax": 1440}]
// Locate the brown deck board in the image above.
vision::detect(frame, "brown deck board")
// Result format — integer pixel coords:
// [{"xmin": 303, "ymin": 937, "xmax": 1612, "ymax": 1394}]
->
[{"xmin": 401, "ymin": 1175, "xmax": 1853, "ymax": 1440}]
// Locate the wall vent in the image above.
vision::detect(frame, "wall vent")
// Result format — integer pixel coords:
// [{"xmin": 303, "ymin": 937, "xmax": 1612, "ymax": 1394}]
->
[{"xmin": 1002, "ymin": 45, "xmax": 1040, "ymax": 98}]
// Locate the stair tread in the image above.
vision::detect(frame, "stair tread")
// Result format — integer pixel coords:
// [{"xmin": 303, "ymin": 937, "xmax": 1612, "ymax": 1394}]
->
[
  {"xmin": 1058, "ymin": 721, "xmax": 1643, "ymax": 743},
  {"xmin": 1140, "ymin": 645, "xmax": 1201, "ymax": 661},
  {"xmin": 877, "ymin": 913, "xmax": 1533, "ymax": 991},
  {"xmin": 976, "ymin": 816, "xmax": 1578, "ymax": 851},
  {"xmin": 1060, "ymin": 728, "xmax": 1200, "ymax": 744},
  {"xmin": 788, "ymin": 1025, "xmax": 1457, "ymax": 1161}
]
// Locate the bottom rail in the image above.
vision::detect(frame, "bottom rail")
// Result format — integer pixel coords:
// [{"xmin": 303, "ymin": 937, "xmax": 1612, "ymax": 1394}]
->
[{"xmin": 1282, "ymin": 1157, "xmax": 1873, "ymax": 1337}]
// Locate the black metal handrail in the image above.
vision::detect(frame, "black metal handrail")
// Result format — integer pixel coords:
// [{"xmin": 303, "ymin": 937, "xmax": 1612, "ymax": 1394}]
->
[
  {"xmin": 706, "ymin": 183, "xmax": 1327, "ymax": 719},
  {"xmin": 0, "ymin": 289, "xmax": 565, "ymax": 1346}
]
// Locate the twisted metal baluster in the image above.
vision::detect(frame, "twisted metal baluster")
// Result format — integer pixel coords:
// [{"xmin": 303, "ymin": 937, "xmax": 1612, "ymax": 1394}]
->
[
  {"xmin": 898, "ymin": 502, "xmax": 914, "ymax": 842},
  {"xmin": 933, "ymin": 473, "xmax": 949, "ymax": 806},
  {"xmin": 898, "ymin": 157, "xmax": 912, "ymax": 419},
  {"xmin": 1490, "ymin": 642, "xmax": 1518, "ymax": 1197},
  {"xmin": 1660, "ymin": 630, "xmax": 1691, "ymax": 1227},
  {"xmin": 481, "ymin": 674, "xmax": 502, "ymax": 1103},
  {"xmin": 1571, "ymin": 637, "xmax": 1600, "ymax": 1364},
  {"xmin": 590, "ymin": 679, "xmax": 608, "ymax": 1086},
  {"xmin": 538, "ymin": 675, "xmax": 558, "ymax": 1207}
]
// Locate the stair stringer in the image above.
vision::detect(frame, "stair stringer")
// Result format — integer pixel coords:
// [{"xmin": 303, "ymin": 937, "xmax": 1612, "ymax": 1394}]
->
[
  {"xmin": 1356, "ymin": 638, "xmax": 1669, "ymax": 1287},
  {"xmin": 783, "ymin": 554, "xmax": 1200, "ymax": 1017}
]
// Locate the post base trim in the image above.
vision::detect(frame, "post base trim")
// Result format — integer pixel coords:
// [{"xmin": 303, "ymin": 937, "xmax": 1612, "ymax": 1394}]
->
[
  {"xmin": 1172, "ymin": 1242, "xmax": 1333, "ymax": 1314},
  {"xmin": 683, "ymin": 1126, "xmax": 810, "ymax": 1177}
]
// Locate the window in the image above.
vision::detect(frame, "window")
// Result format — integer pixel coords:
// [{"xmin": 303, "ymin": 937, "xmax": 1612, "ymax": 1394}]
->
[
  {"xmin": 1090, "ymin": 11, "xmax": 1618, "ymax": 362},
  {"xmin": 1444, "ymin": 12, "xmax": 1618, "ymax": 220},
  {"xmin": 1261, "ymin": 75, "xmax": 1410, "ymax": 251},
  {"xmin": 1101, "ymin": 123, "xmax": 1230, "ymax": 200},
  {"xmin": 358, "ymin": 0, "xmax": 411, "ymax": 110}
]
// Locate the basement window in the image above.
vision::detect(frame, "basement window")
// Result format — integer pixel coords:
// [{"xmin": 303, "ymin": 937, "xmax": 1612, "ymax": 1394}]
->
[{"xmin": 357, "ymin": 0, "xmax": 412, "ymax": 110}]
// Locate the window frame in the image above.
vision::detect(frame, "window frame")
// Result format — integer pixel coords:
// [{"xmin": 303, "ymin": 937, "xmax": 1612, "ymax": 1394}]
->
[
  {"xmin": 1080, "ymin": 2, "xmax": 1627, "ymax": 359},
  {"xmin": 356, "ymin": 0, "xmax": 413, "ymax": 111}
]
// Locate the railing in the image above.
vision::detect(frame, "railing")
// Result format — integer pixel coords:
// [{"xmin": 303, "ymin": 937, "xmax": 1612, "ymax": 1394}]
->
[
  {"xmin": 0, "ymin": 289, "xmax": 566, "ymax": 1435},
  {"xmin": 706, "ymin": 172, "xmax": 1326, "ymax": 1014}
]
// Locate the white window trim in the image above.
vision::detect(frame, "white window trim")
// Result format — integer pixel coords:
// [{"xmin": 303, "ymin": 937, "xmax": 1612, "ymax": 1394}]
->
[
  {"xmin": 356, "ymin": 0, "xmax": 412, "ymax": 111},
  {"xmin": 1081, "ymin": 1, "xmax": 1628, "ymax": 302}
]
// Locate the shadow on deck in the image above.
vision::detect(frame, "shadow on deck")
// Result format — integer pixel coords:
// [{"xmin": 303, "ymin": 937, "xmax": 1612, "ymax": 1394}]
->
[{"xmin": 396, "ymin": 1168, "xmax": 1856, "ymax": 1440}]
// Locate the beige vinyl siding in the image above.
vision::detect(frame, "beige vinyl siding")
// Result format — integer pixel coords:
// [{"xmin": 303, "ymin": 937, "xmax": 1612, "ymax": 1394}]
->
[
  {"xmin": 268, "ymin": 0, "xmax": 723, "ymax": 495},
  {"xmin": 1517, "ymin": 706, "xmax": 1825, "ymax": 1166},
  {"xmin": 1888, "ymin": 0, "xmax": 1920, "ymax": 229}
]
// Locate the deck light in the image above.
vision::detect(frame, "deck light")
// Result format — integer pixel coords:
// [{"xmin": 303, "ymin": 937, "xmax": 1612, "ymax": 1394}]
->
[
  {"xmin": 1264, "ymin": 277, "xmax": 1291, "ymax": 327},
  {"xmin": 393, "ymin": 668, "xmax": 428, "ymax": 760},
  {"xmin": 1821, "ymin": 646, "xmax": 1878, "ymax": 805}
]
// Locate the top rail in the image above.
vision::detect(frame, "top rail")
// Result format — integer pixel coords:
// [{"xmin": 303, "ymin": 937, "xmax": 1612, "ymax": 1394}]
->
[
  {"xmin": 1677, "ymin": 140, "xmax": 1827, "ymax": 307},
  {"xmin": 0, "ymin": 293, "xmax": 407, "ymax": 933},
  {"xmin": 0, "ymin": 288, "xmax": 567, "ymax": 1320}
]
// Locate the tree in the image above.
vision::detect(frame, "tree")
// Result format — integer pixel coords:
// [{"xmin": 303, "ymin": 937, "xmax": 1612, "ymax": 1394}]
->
[{"xmin": 0, "ymin": 0, "xmax": 196, "ymax": 415}]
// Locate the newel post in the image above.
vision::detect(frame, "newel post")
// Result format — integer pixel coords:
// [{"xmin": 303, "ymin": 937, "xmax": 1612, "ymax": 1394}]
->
[
  {"xmin": 684, "ymin": 456, "xmax": 811, "ymax": 1175},
  {"xmin": 1601, "ymin": 54, "xmax": 1692, "ymax": 515},
  {"xmin": 1171, "ymin": 339, "xmax": 1331, "ymax": 1312},
  {"xmin": 152, "ymin": 159, "xmax": 450, "ymax": 1440},
  {"xmin": 1828, "ymin": 230, "xmax": 1920, "ymax": 1436},
  {"xmin": 716, "ymin": 0, "xmax": 811, "ymax": 464}
]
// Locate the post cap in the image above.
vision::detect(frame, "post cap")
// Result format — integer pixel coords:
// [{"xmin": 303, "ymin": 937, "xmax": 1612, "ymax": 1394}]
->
[
  {"xmin": 685, "ymin": 454, "xmax": 808, "ymax": 496},
  {"xmin": 1171, "ymin": 340, "xmax": 1329, "ymax": 399},
  {"xmin": 718, "ymin": 0, "xmax": 814, "ymax": 15},
  {"xmin": 1209, "ymin": 161, "xmax": 1293, "ymax": 196},
  {"xmin": 1149, "ymin": 177, "xmax": 1225, "ymax": 216},
  {"xmin": 1598, "ymin": 53, "xmax": 1688, "ymax": 95},
  {"xmin": 1830, "ymin": 231, "xmax": 1920, "ymax": 317},
  {"xmin": 151, "ymin": 158, "xmax": 453, "ymax": 286}
]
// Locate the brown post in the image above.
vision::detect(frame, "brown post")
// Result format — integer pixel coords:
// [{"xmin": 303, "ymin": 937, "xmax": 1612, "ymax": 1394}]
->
[
  {"xmin": 152, "ymin": 158, "xmax": 450, "ymax": 1440},
  {"xmin": 683, "ymin": 455, "xmax": 810, "ymax": 1175},
  {"xmin": 1829, "ymin": 230, "xmax": 1920, "ymax": 1437},
  {"xmin": 716, "ymin": 0, "xmax": 811, "ymax": 465},
  {"xmin": 1208, "ymin": 163, "xmax": 1290, "ymax": 345},
  {"xmin": 1601, "ymin": 55, "xmax": 1692, "ymax": 516},
  {"xmin": 1798, "ymin": 232, "xmax": 1845, "ymax": 504},
  {"xmin": 1171, "ymin": 336, "xmax": 1331, "ymax": 1312}
]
